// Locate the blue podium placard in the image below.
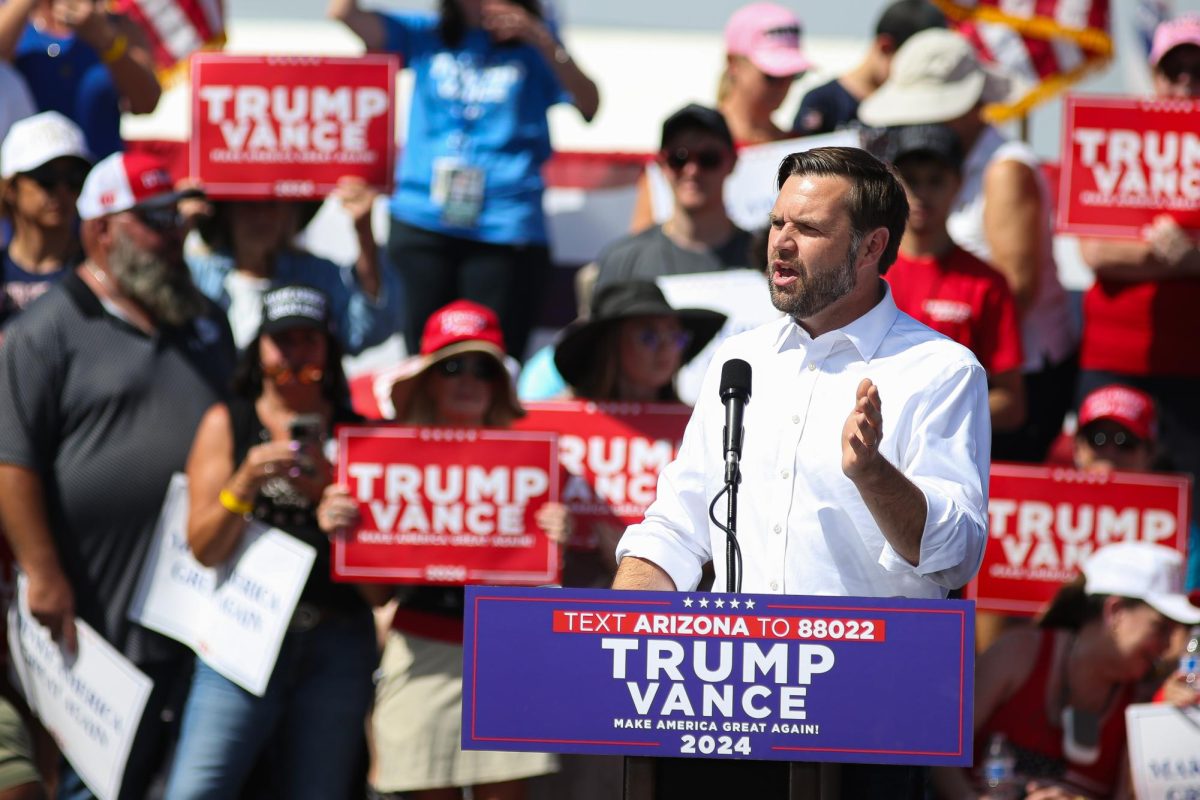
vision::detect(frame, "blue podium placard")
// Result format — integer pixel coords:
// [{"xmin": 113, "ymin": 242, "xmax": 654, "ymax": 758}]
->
[{"xmin": 462, "ymin": 586, "xmax": 974, "ymax": 766}]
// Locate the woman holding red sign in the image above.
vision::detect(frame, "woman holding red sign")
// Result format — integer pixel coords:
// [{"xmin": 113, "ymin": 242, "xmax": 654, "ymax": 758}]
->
[
  {"xmin": 932, "ymin": 542, "xmax": 1200, "ymax": 800},
  {"xmin": 164, "ymin": 285, "xmax": 379, "ymax": 800},
  {"xmin": 329, "ymin": 0, "xmax": 599, "ymax": 363},
  {"xmin": 1075, "ymin": 14, "xmax": 1200, "ymax": 533},
  {"xmin": 324, "ymin": 299, "xmax": 568, "ymax": 800}
]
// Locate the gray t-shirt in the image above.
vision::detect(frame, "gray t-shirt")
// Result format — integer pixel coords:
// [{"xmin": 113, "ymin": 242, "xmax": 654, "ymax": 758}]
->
[
  {"xmin": 0, "ymin": 272, "xmax": 235, "ymax": 663},
  {"xmin": 594, "ymin": 225, "xmax": 756, "ymax": 289}
]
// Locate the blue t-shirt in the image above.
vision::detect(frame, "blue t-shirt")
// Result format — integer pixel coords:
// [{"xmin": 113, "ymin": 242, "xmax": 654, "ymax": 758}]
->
[
  {"xmin": 380, "ymin": 12, "xmax": 568, "ymax": 245},
  {"xmin": 15, "ymin": 24, "xmax": 122, "ymax": 158},
  {"xmin": 791, "ymin": 78, "xmax": 860, "ymax": 137},
  {"xmin": 0, "ymin": 248, "xmax": 72, "ymax": 327}
]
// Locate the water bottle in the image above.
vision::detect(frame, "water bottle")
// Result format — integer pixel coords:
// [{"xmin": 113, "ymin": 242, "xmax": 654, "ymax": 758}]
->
[
  {"xmin": 981, "ymin": 732, "xmax": 1019, "ymax": 800},
  {"xmin": 1181, "ymin": 625, "xmax": 1200, "ymax": 690}
]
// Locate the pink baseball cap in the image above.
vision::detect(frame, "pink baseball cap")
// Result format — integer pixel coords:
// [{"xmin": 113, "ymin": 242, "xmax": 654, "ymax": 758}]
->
[
  {"xmin": 76, "ymin": 151, "xmax": 201, "ymax": 221},
  {"xmin": 1077, "ymin": 384, "xmax": 1157, "ymax": 441},
  {"xmin": 1149, "ymin": 14, "xmax": 1200, "ymax": 68},
  {"xmin": 725, "ymin": 3, "xmax": 811, "ymax": 77}
]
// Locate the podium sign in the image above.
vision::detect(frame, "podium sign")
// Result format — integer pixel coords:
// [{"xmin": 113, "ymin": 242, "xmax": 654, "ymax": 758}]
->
[{"xmin": 462, "ymin": 587, "xmax": 974, "ymax": 766}]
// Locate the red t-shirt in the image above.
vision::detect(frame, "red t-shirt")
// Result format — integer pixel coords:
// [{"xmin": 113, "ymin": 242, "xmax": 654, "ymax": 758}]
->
[
  {"xmin": 1081, "ymin": 277, "xmax": 1200, "ymax": 377},
  {"xmin": 885, "ymin": 246, "xmax": 1024, "ymax": 375}
]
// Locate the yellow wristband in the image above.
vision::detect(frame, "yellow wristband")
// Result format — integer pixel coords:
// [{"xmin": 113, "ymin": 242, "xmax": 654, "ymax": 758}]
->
[
  {"xmin": 100, "ymin": 34, "xmax": 128, "ymax": 65},
  {"xmin": 219, "ymin": 489, "xmax": 254, "ymax": 516}
]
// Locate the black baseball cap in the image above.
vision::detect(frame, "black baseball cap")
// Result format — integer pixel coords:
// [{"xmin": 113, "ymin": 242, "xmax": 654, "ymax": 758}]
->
[
  {"xmin": 661, "ymin": 104, "xmax": 735, "ymax": 151},
  {"xmin": 875, "ymin": 0, "xmax": 946, "ymax": 46},
  {"xmin": 259, "ymin": 285, "xmax": 330, "ymax": 336},
  {"xmin": 880, "ymin": 124, "xmax": 964, "ymax": 170}
]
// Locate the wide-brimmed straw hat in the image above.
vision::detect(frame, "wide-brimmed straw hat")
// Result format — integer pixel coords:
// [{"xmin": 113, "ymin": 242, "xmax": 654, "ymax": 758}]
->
[
  {"xmin": 554, "ymin": 281, "xmax": 727, "ymax": 390},
  {"xmin": 368, "ymin": 300, "xmax": 522, "ymax": 422}
]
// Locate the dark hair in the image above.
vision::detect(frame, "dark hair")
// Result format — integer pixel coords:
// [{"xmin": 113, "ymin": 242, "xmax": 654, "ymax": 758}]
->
[
  {"xmin": 196, "ymin": 200, "xmax": 322, "ymax": 254},
  {"xmin": 439, "ymin": 0, "xmax": 544, "ymax": 48},
  {"xmin": 875, "ymin": 0, "xmax": 946, "ymax": 46},
  {"xmin": 775, "ymin": 146, "xmax": 909, "ymax": 274},
  {"xmin": 1037, "ymin": 576, "xmax": 1148, "ymax": 630},
  {"xmin": 571, "ymin": 321, "xmax": 681, "ymax": 404},
  {"xmin": 231, "ymin": 329, "xmax": 352, "ymax": 410}
]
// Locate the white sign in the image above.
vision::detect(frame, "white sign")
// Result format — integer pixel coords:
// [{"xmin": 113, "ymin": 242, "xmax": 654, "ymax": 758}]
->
[
  {"xmin": 7, "ymin": 576, "xmax": 152, "ymax": 800},
  {"xmin": 657, "ymin": 269, "xmax": 781, "ymax": 405},
  {"xmin": 1126, "ymin": 701, "xmax": 1200, "ymax": 800},
  {"xmin": 128, "ymin": 474, "xmax": 317, "ymax": 696}
]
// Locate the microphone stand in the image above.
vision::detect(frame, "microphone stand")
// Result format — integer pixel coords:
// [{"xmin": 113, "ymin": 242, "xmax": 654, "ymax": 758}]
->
[{"xmin": 724, "ymin": 453, "xmax": 738, "ymax": 593}]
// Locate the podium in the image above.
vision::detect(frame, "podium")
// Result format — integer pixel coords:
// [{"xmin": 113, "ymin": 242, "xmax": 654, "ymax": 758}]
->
[{"xmin": 463, "ymin": 586, "xmax": 974, "ymax": 800}]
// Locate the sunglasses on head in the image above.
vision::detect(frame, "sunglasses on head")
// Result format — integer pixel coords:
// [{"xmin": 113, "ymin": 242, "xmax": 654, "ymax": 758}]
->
[
  {"xmin": 635, "ymin": 327, "xmax": 692, "ymax": 351},
  {"xmin": 263, "ymin": 363, "xmax": 324, "ymax": 386},
  {"xmin": 23, "ymin": 161, "xmax": 89, "ymax": 193},
  {"xmin": 661, "ymin": 147, "xmax": 726, "ymax": 171},
  {"xmin": 436, "ymin": 354, "xmax": 502, "ymax": 381},
  {"xmin": 1081, "ymin": 425, "xmax": 1142, "ymax": 451},
  {"xmin": 129, "ymin": 203, "xmax": 185, "ymax": 233}
]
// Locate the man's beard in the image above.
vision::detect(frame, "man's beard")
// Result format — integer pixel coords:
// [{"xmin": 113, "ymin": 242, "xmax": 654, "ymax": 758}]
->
[
  {"xmin": 767, "ymin": 235, "xmax": 860, "ymax": 320},
  {"xmin": 108, "ymin": 232, "xmax": 207, "ymax": 327}
]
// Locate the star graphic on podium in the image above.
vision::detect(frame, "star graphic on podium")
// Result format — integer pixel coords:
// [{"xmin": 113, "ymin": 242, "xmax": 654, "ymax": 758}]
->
[
  {"xmin": 714, "ymin": 598, "xmax": 725, "ymax": 609},
  {"xmin": 698, "ymin": 597, "xmax": 710, "ymax": 608},
  {"xmin": 729, "ymin": 599, "xmax": 741, "ymax": 609},
  {"xmin": 744, "ymin": 599, "xmax": 756, "ymax": 610},
  {"xmin": 682, "ymin": 597, "xmax": 694, "ymax": 608}
]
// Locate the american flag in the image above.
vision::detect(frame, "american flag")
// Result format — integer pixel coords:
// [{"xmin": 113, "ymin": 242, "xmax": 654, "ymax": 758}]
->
[
  {"xmin": 114, "ymin": 0, "xmax": 225, "ymax": 85},
  {"xmin": 932, "ymin": 0, "xmax": 1113, "ymax": 122}
]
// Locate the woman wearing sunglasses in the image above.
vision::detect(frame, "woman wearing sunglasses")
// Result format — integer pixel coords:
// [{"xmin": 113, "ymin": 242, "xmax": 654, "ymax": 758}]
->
[
  {"xmin": 329, "ymin": 299, "xmax": 568, "ymax": 800},
  {"xmin": 165, "ymin": 284, "xmax": 379, "ymax": 800},
  {"xmin": 0, "ymin": 111, "xmax": 91, "ymax": 329}
]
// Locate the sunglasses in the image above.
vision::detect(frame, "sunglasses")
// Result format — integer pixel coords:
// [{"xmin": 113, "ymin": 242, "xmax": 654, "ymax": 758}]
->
[
  {"xmin": 635, "ymin": 327, "xmax": 692, "ymax": 351},
  {"xmin": 436, "ymin": 355, "xmax": 502, "ymax": 381},
  {"xmin": 661, "ymin": 147, "xmax": 726, "ymax": 171},
  {"xmin": 262, "ymin": 363, "xmax": 324, "ymax": 386},
  {"xmin": 130, "ymin": 203, "xmax": 186, "ymax": 233},
  {"xmin": 23, "ymin": 162, "xmax": 89, "ymax": 193},
  {"xmin": 1081, "ymin": 426, "xmax": 1142, "ymax": 451}
]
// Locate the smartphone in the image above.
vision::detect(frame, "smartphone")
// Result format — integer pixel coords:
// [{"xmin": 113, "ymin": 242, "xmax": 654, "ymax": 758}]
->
[{"xmin": 288, "ymin": 414, "xmax": 323, "ymax": 476}]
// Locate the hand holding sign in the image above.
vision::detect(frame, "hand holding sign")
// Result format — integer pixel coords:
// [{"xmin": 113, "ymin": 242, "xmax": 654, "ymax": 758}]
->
[
  {"xmin": 1146, "ymin": 214, "xmax": 1198, "ymax": 268},
  {"xmin": 317, "ymin": 483, "xmax": 361, "ymax": 537},
  {"xmin": 24, "ymin": 565, "xmax": 77, "ymax": 654}
]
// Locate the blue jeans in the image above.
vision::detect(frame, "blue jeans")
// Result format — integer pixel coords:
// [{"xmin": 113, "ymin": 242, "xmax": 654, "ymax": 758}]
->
[{"xmin": 163, "ymin": 613, "xmax": 377, "ymax": 800}]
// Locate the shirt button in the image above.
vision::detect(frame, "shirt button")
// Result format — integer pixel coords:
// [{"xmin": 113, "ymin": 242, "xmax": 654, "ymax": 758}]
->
[
  {"xmin": 780, "ymin": 469, "xmax": 790, "ymax": 479},
  {"xmin": 773, "ymin": 524, "xmax": 782, "ymax": 534},
  {"xmin": 808, "ymin": 362, "xmax": 817, "ymax": 371},
  {"xmin": 770, "ymin": 581, "xmax": 779, "ymax": 591},
  {"xmin": 792, "ymin": 415, "xmax": 800, "ymax": 424}
]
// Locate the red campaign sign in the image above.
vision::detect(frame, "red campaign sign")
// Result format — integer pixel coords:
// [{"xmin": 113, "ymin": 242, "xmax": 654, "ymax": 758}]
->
[
  {"xmin": 510, "ymin": 401, "xmax": 692, "ymax": 550},
  {"xmin": 332, "ymin": 426, "xmax": 559, "ymax": 586},
  {"xmin": 1057, "ymin": 95, "xmax": 1200, "ymax": 237},
  {"xmin": 190, "ymin": 54, "xmax": 397, "ymax": 200},
  {"xmin": 966, "ymin": 463, "xmax": 1192, "ymax": 616}
]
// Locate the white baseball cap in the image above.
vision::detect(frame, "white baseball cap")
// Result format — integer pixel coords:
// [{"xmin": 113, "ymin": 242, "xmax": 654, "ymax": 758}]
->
[
  {"xmin": 1082, "ymin": 542, "xmax": 1200, "ymax": 624},
  {"xmin": 76, "ymin": 151, "xmax": 202, "ymax": 221},
  {"xmin": 858, "ymin": 28, "xmax": 1015, "ymax": 127},
  {"xmin": 1, "ymin": 111, "xmax": 91, "ymax": 180}
]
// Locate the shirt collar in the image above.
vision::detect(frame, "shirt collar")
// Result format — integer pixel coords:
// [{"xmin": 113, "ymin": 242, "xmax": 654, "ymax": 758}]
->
[{"xmin": 773, "ymin": 279, "xmax": 899, "ymax": 363}]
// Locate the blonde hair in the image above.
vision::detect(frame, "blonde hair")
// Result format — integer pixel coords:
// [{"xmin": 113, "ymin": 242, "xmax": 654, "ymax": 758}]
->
[{"xmin": 399, "ymin": 358, "xmax": 522, "ymax": 428}]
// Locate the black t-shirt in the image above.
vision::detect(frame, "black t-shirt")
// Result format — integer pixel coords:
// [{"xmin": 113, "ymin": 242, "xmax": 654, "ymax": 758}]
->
[
  {"xmin": 792, "ymin": 78, "xmax": 861, "ymax": 136},
  {"xmin": 0, "ymin": 272, "xmax": 236, "ymax": 663},
  {"xmin": 229, "ymin": 396, "xmax": 369, "ymax": 618},
  {"xmin": 0, "ymin": 247, "xmax": 78, "ymax": 328}
]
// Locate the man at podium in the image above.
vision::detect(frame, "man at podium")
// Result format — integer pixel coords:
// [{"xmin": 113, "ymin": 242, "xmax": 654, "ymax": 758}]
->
[
  {"xmin": 612, "ymin": 146, "xmax": 989, "ymax": 611},
  {"xmin": 610, "ymin": 144, "xmax": 991, "ymax": 798}
]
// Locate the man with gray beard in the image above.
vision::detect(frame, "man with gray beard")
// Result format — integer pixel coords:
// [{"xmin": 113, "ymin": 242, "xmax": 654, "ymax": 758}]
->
[
  {"xmin": 613, "ymin": 148, "xmax": 990, "ymax": 797},
  {"xmin": 0, "ymin": 151, "xmax": 234, "ymax": 799}
]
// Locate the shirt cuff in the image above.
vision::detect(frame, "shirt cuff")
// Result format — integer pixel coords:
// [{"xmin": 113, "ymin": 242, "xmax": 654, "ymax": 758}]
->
[
  {"xmin": 876, "ymin": 483, "xmax": 963, "ymax": 577},
  {"xmin": 615, "ymin": 525, "xmax": 704, "ymax": 592}
]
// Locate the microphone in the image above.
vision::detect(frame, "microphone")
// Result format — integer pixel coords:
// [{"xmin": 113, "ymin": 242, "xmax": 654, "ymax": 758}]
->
[{"xmin": 720, "ymin": 359, "xmax": 752, "ymax": 484}]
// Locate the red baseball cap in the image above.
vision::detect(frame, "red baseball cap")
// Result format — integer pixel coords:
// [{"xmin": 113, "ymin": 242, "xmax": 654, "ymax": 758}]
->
[
  {"xmin": 1077, "ymin": 385, "xmax": 1157, "ymax": 441},
  {"xmin": 419, "ymin": 300, "xmax": 506, "ymax": 355},
  {"xmin": 76, "ymin": 151, "xmax": 201, "ymax": 221}
]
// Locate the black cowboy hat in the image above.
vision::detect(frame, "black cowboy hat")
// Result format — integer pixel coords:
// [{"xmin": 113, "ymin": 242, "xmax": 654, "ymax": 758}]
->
[{"xmin": 553, "ymin": 280, "xmax": 727, "ymax": 390}]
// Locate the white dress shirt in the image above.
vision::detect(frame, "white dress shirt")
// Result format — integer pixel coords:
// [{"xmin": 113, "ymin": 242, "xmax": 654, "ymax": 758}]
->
[{"xmin": 616, "ymin": 283, "xmax": 990, "ymax": 598}]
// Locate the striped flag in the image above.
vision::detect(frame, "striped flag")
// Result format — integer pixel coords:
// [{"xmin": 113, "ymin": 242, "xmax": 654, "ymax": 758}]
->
[
  {"xmin": 932, "ymin": 0, "xmax": 1113, "ymax": 122},
  {"xmin": 114, "ymin": 0, "xmax": 226, "ymax": 85}
]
